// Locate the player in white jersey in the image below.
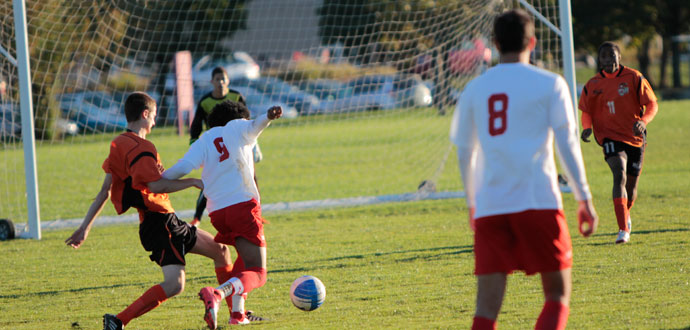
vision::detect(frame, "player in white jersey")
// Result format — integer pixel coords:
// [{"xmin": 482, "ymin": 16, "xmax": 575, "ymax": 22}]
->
[
  {"xmin": 162, "ymin": 100, "xmax": 282, "ymax": 328},
  {"xmin": 449, "ymin": 10, "xmax": 598, "ymax": 330}
]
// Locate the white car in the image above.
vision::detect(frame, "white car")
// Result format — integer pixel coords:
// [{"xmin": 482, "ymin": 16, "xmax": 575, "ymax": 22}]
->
[{"xmin": 166, "ymin": 51, "xmax": 260, "ymax": 90}]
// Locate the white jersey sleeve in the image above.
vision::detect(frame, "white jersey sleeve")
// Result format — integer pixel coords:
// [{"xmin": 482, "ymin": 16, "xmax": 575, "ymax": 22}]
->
[
  {"xmin": 550, "ymin": 77, "xmax": 592, "ymax": 201},
  {"xmin": 161, "ymin": 138, "xmax": 206, "ymax": 179},
  {"xmin": 450, "ymin": 87, "xmax": 479, "ymax": 209}
]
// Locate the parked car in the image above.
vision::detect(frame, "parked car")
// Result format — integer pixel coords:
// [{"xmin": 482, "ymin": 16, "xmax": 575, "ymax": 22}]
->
[
  {"xmin": 0, "ymin": 102, "xmax": 21, "ymax": 142},
  {"xmin": 57, "ymin": 91, "xmax": 127, "ymax": 133},
  {"xmin": 230, "ymin": 76, "xmax": 320, "ymax": 114},
  {"xmin": 0, "ymin": 102, "xmax": 78, "ymax": 141},
  {"xmin": 225, "ymin": 86, "xmax": 298, "ymax": 119},
  {"xmin": 166, "ymin": 51, "xmax": 260, "ymax": 91},
  {"xmin": 296, "ymin": 79, "xmax": 352, "ymax": 101},
  {"xmin": 303, "ymin": 74, "xmax": 432, "ymax": 115},
  {"xmin": 448, "ymin": 38, "xmax": 492, "ymax": 75}
]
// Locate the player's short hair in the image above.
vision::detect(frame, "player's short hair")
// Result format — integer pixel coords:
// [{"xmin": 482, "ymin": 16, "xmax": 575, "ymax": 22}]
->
[
  {"xmin": 596, "ymin": 42, "xmax": 621, "ymax": 70},
  {"xmin": 124, "ymin": 92, "xmax": 156, "ymax": 123},
  {"xmin": 597, "ymin": 41, "xmax": 621, "ymax": 57},
  {"xmin": 493, "ymin": 9, "xmax": 534, "ymax": 53},
  {"xmin": 211, "ymin": 66, "xmax": 228, "ymax": 79},
  {"xmin": 208, "ymin": 100, "xmax": 250, "ymax": 128}
]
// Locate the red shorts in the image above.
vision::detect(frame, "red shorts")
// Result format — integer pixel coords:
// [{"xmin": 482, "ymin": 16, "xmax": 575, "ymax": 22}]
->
[
  {"xmin": 209, "ymin": 199, "xmax": 266, "ymax": 247},
  {"xmin": 474, "ymin": 209, "xmax": 572, "ymax": 276}
]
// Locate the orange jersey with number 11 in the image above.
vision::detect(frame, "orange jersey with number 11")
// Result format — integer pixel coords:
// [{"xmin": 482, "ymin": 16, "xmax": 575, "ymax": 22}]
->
[{"xmin": 578, "ymin": 65, "xmax": 657, "ymax": 147}]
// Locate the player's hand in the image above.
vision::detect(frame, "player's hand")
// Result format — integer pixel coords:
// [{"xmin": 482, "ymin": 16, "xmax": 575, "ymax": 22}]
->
[
  {"xmin": 580, "ymin": 128, "xmax": 592, "ymax": 143},
  {"xmin": 576, "ymin": 200, "xmax": 598, "ymax": 237},
  {"xmin": 633, "ymin": 120, "xmax": 646, "ymax": 136},
  {"xmin": 267, "ymin": 106, "xmax": 283, "ymax": 120},
  {"xmin": 65, "ymin": 227, "xmax": 88, "ymax": 249},
  {"xmin": 468, "ymin": 207, "xmax": 476, "ymax": 232},
  {"xmin": 192, "ymin": 178, "xmax": 204, "ymax": 190}
]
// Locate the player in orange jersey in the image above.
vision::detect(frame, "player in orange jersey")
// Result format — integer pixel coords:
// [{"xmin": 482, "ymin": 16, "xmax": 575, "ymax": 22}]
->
[
  {"xmin": 578, "ymin": 41, "xmax": 658, "ymax": 244},
  {"xmin": 65, "ymin": 92, "xmax": 232, "ymax": 330}
]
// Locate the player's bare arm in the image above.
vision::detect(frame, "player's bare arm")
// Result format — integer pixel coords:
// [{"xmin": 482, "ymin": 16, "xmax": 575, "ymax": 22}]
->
[
  {"xmin": 65, "ymin": 173, "xmax": 113, "ymax": 249},
  {"xmin": 148, "ymin": 177, "xmax": 203, "ymax": 193}
]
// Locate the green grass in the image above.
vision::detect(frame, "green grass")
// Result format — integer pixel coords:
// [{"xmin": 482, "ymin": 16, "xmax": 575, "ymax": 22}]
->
[
  {"xmin": 1, "ymin": 108, "xmax": 459, "ymax": 222},
  {"xmin": 0, "ymin": 101, "xmax": 689, "ymax": 329}
]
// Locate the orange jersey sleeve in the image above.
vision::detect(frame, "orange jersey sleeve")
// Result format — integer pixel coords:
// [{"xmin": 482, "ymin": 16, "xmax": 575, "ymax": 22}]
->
[{"xmin": 577, "ymin": 66, "xmax": 657, "ymax": 147}]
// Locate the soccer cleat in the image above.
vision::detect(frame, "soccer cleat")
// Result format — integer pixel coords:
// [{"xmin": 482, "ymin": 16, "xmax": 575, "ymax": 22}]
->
[
  {"xmin": 245, "ymin": 310, "xmax": 267, "ymax": 322},
  {"xmin": 615, "ymin": 230, "xmax": 630, "ymax": 244},
  {"xmin": 189, "ymin": 218, "xmax": 201, "ymax": 227},
  {"xmin": 199, "ymin": 287, "xmax": 222, "ymax": 329},
  {"xmin": 229, "ymin": 311, "xmax": 250, "ymax": 325},
  {"xmin": 103, "ymin": 314, "xmax": 123, "ymax": 330}
]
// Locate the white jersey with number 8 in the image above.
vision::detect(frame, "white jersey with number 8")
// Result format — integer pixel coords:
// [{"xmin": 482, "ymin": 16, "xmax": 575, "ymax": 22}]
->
[{"xmin": 450, "ymin": 63, "xmax": 591, "ymax": 219}]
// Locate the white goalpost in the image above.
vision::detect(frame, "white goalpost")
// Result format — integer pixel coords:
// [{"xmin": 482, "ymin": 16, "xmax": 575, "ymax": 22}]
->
[{"xmin": 1, "ymin": 0, "xmax": 576, "ymax": 239}]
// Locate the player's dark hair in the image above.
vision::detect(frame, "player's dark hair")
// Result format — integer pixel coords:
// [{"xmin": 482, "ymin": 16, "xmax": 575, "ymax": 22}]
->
[
  {"xmin": 596, "ymin": 42, "xmax": 621, "ymax": 71},
  {"xmin": 208, "ymin": 100, "xmax": 250, "ymax": 128},
  {"xmin": 211, "ymin": 66, "xmax": 228, "ymax": 79},
  {"xmin": 124, "ymin": 92, "xmax": 156, "ymax": 122},
  {"xmin": 493, "ymin": 9, "xmax": 534, "ymax": 53},
  {"xmin": 597, "ymin": 41, "xmax": 621, "ymax": 57}
]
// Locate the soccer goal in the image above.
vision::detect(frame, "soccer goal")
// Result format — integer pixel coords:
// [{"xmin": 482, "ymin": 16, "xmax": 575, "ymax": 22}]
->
[{"xmin": 0, "ymin": 0, "xmax": 575, "ymax": 239}]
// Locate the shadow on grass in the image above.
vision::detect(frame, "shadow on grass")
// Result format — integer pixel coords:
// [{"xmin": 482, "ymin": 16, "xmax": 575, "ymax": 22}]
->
[
  {"xmin": 585, "ymin": 227, "xmax": 689, "ymax": 246},
  {"xmin": 0, "ymin": 282, "xmax": 147, "ymax": 299},
  {"xmin": 270, "ymin": 245, "xmax": 474, "ymax": 274},
  {"xmin": 661, "ymin": 327, "xmax": 690, "ymax": 330}
]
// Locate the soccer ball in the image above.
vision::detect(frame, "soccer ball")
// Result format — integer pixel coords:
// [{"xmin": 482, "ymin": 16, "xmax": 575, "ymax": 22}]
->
[{"xmin": 289, "ymin": 275, "xmax": 326, "ymax": 311}]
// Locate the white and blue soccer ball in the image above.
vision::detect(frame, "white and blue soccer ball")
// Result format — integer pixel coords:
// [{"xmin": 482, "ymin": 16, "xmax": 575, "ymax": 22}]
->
[{"xmin": 289, "ymin": 275, "xmax": 326, "ymax": 311}]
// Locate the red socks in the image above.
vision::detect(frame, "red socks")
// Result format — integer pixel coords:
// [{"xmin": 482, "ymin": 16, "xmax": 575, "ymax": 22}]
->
[
  {"xmin": 116, "ymin": 284, "xmax": 167, "ymax": 326},
  {"xmin": 627, "ymin": 198, "xmax": 635, "ymax": 211},
  {"xmin": 613, "ymin": 197, "xmax": 629, "ymax": 232},
  {"xmin": 471, "ymin": 301, "xmax": 568, "ymax": 329},
  {"xmin": 235, "ymin": 267, "xmax": 267, "ymax": 295},
  {"xmin": 535, "ymin": 301, "xmax": 569, "ymax": 330},
  {"xmin": 471, "ymin": 316, "xmax": 496, "ymax": 330}
]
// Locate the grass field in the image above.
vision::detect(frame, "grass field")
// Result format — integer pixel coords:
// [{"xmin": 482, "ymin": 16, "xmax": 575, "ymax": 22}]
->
[{"xmin": 1, "ymin": 101, "xmax": 689, "ymax": 329}]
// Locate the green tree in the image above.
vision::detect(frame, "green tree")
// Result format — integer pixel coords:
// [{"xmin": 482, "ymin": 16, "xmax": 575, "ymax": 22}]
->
[
  {"xmin": 0, "ymin": 0, "xmax": 129, "ymax": 140},
  {"xmin": 317, "ymin": 0, "xmax": 498, "ymax": 111},
  {"xmin": 573, "ymin": 0, "xmax": 690, "ymax": 88}
]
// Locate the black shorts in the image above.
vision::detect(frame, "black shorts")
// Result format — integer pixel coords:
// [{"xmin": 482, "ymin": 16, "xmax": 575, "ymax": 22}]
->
[
  {"xmin": 139, "ymin": 212, "xmax": 197, "ymax": 266},
  {"xmin": 602, "ymin": 138, "xmax": 645, "ymax": 177}
]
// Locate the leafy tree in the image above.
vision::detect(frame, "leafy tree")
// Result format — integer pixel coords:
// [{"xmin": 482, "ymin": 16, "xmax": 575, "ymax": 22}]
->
[
  {"xmin": 0, "ymin": 0, "xmax": 251, "ymax": 138},
  {"xmin": 573, "ymin": 0, "xmax": 690, "ymax": 88},
  {"xmin": 317, "ymin": 0, "xmax": 497, "ymax": 111}
]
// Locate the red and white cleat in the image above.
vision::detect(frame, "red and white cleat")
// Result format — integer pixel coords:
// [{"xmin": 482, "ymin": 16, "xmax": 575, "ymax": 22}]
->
[{"xmin": 198, "ymin": 287, "xmax": 222, "ymax": 329}]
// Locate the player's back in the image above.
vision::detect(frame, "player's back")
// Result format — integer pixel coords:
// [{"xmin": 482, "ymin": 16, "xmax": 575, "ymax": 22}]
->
[
  {"xmin": 195, "ymin": 123, "xmax": 258, "ymax": 212},
  {"xmin": 455, "ymin": 63, "xmax": 572, "ymax": 216}
]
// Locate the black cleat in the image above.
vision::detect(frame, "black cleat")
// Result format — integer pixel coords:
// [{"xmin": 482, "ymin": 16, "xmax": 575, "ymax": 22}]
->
[
  {"xmin": 103, "ymin": 314, "xmax": 123, "ymax": 330},
  {"xmin": 245, "ymin": 310, "xmax": 267, "ymax": 322}
]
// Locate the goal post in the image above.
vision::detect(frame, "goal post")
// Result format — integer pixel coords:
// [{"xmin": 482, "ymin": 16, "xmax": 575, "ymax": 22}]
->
[
  {"xmin": 2, "ymin": 0, "xmax": 576, "ymax": 239},
  {"xmin": 12, "ymin": 0, "xmax": 40, "ymax": 240}
]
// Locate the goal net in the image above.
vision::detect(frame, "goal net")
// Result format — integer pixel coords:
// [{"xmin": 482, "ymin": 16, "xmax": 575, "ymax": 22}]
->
[{"xmin": 0, "ymin": 0, "xmax": 570, "ymax": 233}]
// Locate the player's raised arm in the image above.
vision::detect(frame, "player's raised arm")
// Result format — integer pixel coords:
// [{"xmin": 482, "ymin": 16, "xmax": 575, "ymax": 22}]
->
[{"xmin": 65, "ymin": 173, "xmax": 113, "ymax": 248}]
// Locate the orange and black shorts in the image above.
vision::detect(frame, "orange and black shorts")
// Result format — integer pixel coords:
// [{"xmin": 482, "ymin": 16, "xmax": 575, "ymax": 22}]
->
[{"xmin": 139, "ymin": 212, "xmax": 197, "ymax": 266}]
